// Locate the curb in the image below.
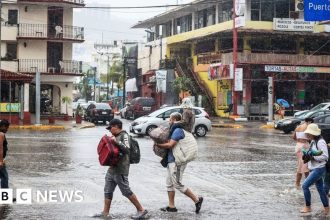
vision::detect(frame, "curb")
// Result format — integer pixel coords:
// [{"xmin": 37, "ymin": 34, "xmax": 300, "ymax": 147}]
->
[
  {"xmin": 260, "ymin": 124, "xmax": 275, "ymax": 129},
  {"xmin": 10, "ymin": 125, "xmax": 65, "ymax": 130},
  {"xmin": 212, "ymin": 124, "xmax": 243, "ymax": 129}
]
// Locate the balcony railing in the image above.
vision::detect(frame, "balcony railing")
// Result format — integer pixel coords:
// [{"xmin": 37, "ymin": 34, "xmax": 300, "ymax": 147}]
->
[
  {"xmin": 17, "ymin": 0, "xmax": 85, "ymax": 6},
  {"xmin": 221, "ymin": 52, "xmax": 330, "ymax": 67},
  {"xmin": 18, "ymin": 23, "xmax": 84, "ymax": 41},
  {"xmin": 19, "ymin": 59, "xmax": 81, "ymax": 74}
]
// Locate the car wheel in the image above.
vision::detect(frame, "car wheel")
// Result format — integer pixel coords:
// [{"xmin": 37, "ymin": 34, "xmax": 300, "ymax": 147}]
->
[
  {"xmin": 283, "ymin": 128, "xmax": 292, "ymax": 134},
  {"xmin": 146, "ymin": 125, "xmax": 157, "ymax": 136},
  {"xmin": 195, "ymin": 125, "xmax": 207, "ymax": 137}
]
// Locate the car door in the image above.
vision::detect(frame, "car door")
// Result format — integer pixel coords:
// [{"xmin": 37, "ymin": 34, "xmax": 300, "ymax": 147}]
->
[
  {"xmin": 156, "ymin": 108, "xmax": 181, "ymax": 127},
  {"xmin": 317, "ymin": 115, "xmax": 330, "ymax": 143}
]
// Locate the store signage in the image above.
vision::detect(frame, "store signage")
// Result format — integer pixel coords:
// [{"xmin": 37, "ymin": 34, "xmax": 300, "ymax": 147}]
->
[
  {"xmin": 0, "ymin": 103, "xmax": 21, "ymax": 113},
  {"xmin": 273, "ymin": 18, "xmax": 314, "ymax": 32},
  {"xmin": 265, "ymin": 65, "xmax": 330, "ymax": 73},
  {"xmin": 304, "ymin": 0, "xmax": 330, "ymax": 21},
  {"xmin": 155, "ymin": 70, "xmax": 167, "ymax": 93},
  {"xmin": 235, "ymin": 16, "xmax": 245, "ymax": 28},
  {"xmin": 209, "ymin": 64, "xmax": 233, "ymax": 80},
  {"xmin": 234, "ymin": 68, "xmax": 243, "ymax": 92}
]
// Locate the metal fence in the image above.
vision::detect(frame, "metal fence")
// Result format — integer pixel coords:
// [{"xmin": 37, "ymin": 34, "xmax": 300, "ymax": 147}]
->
[{"xmin": 18, "ymin": 23, "xmax": 84, "ymax": 41}]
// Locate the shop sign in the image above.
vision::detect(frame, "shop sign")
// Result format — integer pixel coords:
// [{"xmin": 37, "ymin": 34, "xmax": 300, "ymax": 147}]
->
[
  {"xmin": 304, "ymin": 0, "xmax": 330, "ymax": 21},
  {"xmin": 234, "ymin": 68, "xmax": 243, "ymax": 91},
  {"xmin": 208, "ymin": 64, "xmax": 233, "ymax": 80},
  {"xmin": 155, "ymin": 70, "xmax": 167, "ymax": 93},
  {"xmin": 273, "ymin": 18, "xmax": 314, "ymax": 32},
  {"xmin": 0, "ymin": 103, "xmax": 21, "ymax": 113},
  {"xmin": 235, "ymin": 16, "xmax": 245, "ymax": 28},
  {"xmin": 265, "ymin": 65, "xmax": 330, "ymax": 73}
]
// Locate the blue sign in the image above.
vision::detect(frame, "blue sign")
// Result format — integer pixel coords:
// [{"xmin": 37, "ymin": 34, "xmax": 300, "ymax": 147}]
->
[{"xmin": 304, "ymin": 0, "xmax": 330, "ymax": 21}]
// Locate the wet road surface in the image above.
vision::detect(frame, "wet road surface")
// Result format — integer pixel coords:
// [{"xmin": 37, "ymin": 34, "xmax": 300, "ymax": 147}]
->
[{"xmin": 1, "ymin": 119, "xmax": 328, "ymax": 219}]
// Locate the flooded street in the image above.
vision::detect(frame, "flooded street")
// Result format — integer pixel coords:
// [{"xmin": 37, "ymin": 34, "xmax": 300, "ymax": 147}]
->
[{"xmin": 1, "ymin": 119, "xmax": 326, "ymax": 219}]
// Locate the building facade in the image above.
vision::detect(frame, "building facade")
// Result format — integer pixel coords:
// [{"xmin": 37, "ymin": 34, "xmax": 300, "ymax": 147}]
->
[
  {"xmin": 133, "ymin": 0, "xmax": 330, "ymax": 117},
  {"xmin": 1, "ymin": 0, "xmax": 85, "ymax": 123}
]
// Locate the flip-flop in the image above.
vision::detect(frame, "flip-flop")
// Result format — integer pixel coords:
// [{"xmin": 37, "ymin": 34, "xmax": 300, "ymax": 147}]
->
[{"xmin": 300, "ymin": 209, "xmax": 311, "ymax": 213}]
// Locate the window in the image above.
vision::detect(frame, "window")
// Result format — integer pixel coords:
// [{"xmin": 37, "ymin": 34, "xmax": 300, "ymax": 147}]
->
[
  {"xmin": 175, "ymin": 14, "xmax": 192, "ymax": 34},
  {"xmin": 8, "ymin": 10, "xmax": 18, "ymax": 25},
  {"xmin": 219, "ymin": 0, "xmax": 232, "ymax": 23},
  {"xmin": 251, "ymin": 0, "xmax": 295, "ymax": 21},
  {"xmin": 195, "ymin": 40, "xmax": 215, "ymax": 54},
  {"xmin": 324, "ymin": 116, "xmax": 330, "ymax": 124},
  {"xmin": 6, "ymin": 43, "xmax": 17, "ymax": 60},
  {"xmin": 206, "ymin": 6, "xmax": 216, "ymax": 26},
  {"xmin": 196, "ymin": 6, "xmax": 216, "ymax": 29},
  {"xmin": 158, "ymin": 108, "xmax": 180, "ymax": 118}
]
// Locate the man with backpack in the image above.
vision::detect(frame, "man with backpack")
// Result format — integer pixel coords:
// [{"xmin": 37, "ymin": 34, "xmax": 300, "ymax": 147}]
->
[{"xmin": 95, "ymin": 119, "xmax": 148, "ymax": 219}]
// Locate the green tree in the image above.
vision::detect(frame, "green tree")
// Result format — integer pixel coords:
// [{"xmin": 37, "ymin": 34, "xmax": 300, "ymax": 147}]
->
[
  {"xmin": 172, "ymin": 76, "xmax": 194, "ymax": 95},
  {"xmin": 100, "ymin": 61, "xmax": 124, "ymax": 97}
]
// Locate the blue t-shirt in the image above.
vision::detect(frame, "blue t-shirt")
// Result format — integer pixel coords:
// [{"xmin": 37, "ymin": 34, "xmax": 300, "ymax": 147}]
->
[{"xmin": 168, "ymin": 128, "xmax": 185, "ymax": 163}]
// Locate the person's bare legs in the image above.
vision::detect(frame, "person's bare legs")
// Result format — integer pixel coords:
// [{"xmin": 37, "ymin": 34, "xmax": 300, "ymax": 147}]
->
[
  {"xmin": 325, "ymin": 207, "xmax": 330, "ymax": 215},
  {"xmin": 128, "ymin": 194, "xmax": 144, "ymax": 212},
  {"xmin": 168, "ymin": 191, "xmax": 176, "ymax": 208},
  {"xmin": 296, "ymin": 173, "xmax": 302, "ymax": 188},
  {"xmin": 184, "ymin": 188, "xmax": 199, "ymax": 203},
  {"xmin": 103, "ymin": 198, "xmax": 112, "ymax": 215}
]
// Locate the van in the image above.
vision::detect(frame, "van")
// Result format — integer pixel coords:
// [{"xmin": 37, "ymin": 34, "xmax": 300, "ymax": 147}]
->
[{"xmin": 126, "ymin": 97, "xmax": 156, "ymax": 119}]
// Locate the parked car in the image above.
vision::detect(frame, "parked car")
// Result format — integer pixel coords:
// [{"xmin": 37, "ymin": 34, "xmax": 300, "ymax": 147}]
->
[
  {"xmin": 130, "ymin": 106, "xmax": 211, "ymax": 137},
  {"xmin": 313, "ymin": 114, "xmax": 330, "ymax": 144},
  {"xmin": 126, "ymin": 97, "xmax": 156, "ymax": 120},
  {"xmin": 85, "ymin": 103, "xmax": 114, "ymax": 124},
  {"xmin": 120, "ymin": 103, "xmax": 129, "ymax": 119},
  {"xmin": 275, "ymin": 110, "xmax": 330, "ymax": 134},
  {"xmin": 294, "ymin": 102, "xmax": 330, "ymax": 117}
]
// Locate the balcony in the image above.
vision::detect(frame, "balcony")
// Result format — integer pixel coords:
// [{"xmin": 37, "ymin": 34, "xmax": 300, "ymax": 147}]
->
[
  {"xmin": 221, "ymin": 52, "xmax": 330, "ymax": 67},
  {"xmin": 1, "ymin": 60, "xmax": 19, "ymax": 73},
  {"xmin": 19, "ymin": 59, "xmax": 81, "ymax": 75},
  {"xmin": 17, "ymin": 0, "xmax": 85, "ymax": 7},
  {"xmin": 1, "ymin": 23, "xmax": 18, "ymax": 41},
  {"xmin": 17, "ymin": 24, "xmax": 84, "ymax": 42},
  {"xmin": 159, "ymin": 59, "xmax": 176, "ymax": 69}
]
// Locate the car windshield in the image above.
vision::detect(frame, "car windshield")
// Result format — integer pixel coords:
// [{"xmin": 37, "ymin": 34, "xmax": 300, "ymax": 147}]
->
[
  {"xmin": 310, "ymin": 103, "xmax": 327, "ymax": 111},
  {"xmin": 148, "ymin": 108, "xmax": 169, "ymax": 117},
  {"xmin": 95, "ymin": 103, "xmax": 110, "ymax": 109}
]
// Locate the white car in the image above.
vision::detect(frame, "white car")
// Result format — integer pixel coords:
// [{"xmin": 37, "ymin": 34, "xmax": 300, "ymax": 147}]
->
[
  {"xmin": 120, "ymin": 104, "xmax": 129, "ymax": 119},
  {"xmin": 294, "ymin": 102, "xmax": 330, "ymax": 117},
  {"xmin": 130, "ymin": 106, "xmax": 212, "ymax": 137}
]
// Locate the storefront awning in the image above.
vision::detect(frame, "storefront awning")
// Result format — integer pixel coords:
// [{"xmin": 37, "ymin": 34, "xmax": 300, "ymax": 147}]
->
[{"xmin": 0, "ymin": 69, "xmax": 34, "ymax": 82}]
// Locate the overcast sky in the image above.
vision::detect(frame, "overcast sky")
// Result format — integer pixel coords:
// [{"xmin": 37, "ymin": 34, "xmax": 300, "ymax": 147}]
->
[{"xmin": 73, "ymin": 0, "xmax": 192, "ymax": 62}]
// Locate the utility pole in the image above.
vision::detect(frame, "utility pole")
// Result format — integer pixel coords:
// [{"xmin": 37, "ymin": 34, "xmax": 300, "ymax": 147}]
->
[
  {"xmin": 107, "ymin": 55, "xmax": 110, "ymax": 100},
  {"xmin": 93, "ymin": 67, "xmax": 96, "ymax": 101},
  {"xmin": 232, "ymin": 0, "xmax": 238, "ymax": 115},
  {"xmin": 35, "ymin": 69, "xmax": 41, "ymax": 125},
  {"xmin": 122, "ymin": 57, "xmax": 126, "ymax": 108}
]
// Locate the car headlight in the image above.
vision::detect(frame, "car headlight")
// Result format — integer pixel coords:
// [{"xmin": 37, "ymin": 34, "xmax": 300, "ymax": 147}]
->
[{"xmin": 136, "ymin": 121, "xmax": 148, "ymax": 125}]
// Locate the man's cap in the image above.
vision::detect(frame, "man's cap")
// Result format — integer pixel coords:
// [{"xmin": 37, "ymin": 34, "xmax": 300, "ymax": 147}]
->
[{"xmin": 106, "ymin": 118, "xmax": 122, "ymax": 130}]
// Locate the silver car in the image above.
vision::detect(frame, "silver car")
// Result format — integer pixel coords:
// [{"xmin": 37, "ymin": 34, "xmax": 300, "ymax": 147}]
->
[{"xmin": 130, "ymin": 106, "xmax": 212, "ymax": 137}]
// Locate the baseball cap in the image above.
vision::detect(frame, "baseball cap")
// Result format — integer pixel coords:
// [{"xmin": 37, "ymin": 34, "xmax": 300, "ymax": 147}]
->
[{"xmin": 106, "ymin": 118, "xmax": 122, "ymax": 130}]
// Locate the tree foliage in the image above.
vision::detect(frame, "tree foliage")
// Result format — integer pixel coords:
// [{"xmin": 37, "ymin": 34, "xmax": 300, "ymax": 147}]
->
[{"xmin": 172, "ymin": 76, "xmax": 194, "ymax": 95}]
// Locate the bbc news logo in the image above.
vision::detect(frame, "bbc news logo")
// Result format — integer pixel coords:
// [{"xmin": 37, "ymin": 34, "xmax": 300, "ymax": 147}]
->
[{"xmin": 0, "ymin": 189, "xmax": 84, "ymax": 204}]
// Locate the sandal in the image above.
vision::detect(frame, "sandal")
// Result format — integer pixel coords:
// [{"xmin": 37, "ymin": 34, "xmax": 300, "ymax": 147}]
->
[{"xmin": 160, "ymin": 206, "xmax": 178, "ymax": 212}]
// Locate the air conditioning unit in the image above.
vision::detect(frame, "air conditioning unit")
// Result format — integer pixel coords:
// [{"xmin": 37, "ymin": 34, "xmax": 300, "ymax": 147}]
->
[{"xmin": 295, "ymin": 0, "xmax": 304, "ymax": 11}]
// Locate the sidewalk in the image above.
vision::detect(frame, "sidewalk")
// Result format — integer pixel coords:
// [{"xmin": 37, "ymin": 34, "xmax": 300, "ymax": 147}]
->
[
  {"xmin": 210, "ymin": 117, "xmax": 275, "ymax": 130},
  {"xmin": 10, "ymin": 118, "xmax": 95, "ymax": 131}
]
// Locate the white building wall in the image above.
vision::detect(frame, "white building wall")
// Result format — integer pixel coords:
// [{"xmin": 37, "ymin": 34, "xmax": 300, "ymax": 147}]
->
[
  {"xmin": 18, "ymin": 5, "xmax": 48, "ymax": 24},
  {"xmin": 138, "ymin": 38, "xmax": 167, "ymax": 74},
  {"xmin": 18, "ymin": 41, "xmax": 47, "ymax": 59},
  {"xmin": 63, "ymin": 8, "xmax": 73, "ymax": 26},
  {"xmin": 63, "ymin": 43, "xmax": 73, "ymax": 60}
]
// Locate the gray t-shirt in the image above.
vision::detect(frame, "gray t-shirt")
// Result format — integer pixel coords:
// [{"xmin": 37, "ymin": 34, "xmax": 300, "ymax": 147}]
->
[{"xmin": 109, "ymin": 131, "xmax": 130, "ymax": 175}]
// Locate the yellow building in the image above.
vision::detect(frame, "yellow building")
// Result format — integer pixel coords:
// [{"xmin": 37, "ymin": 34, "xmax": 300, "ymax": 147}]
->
[{"xmin": 133, "ymin": 0, "xmax": 330, "ymax": 117}]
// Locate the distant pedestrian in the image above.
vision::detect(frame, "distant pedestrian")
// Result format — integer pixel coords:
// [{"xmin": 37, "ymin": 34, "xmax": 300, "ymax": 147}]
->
[
  {"xmin": 181, "ymin": 98, "xmax": 195, "ymax": 133},
  {"xmin": 156, "ymin": 112, "xmax": 203, "ymax": 213},
  {"xmin": 292, "ymin": 118, "xmax": 313, "ymax": 188},
  {"xmin": 300, "ymin": 123, "xmax": 329, "ymax": 215},
  {"xmin": 94, "ymin": 119, "xmax": 148, "ymax": 219},
  {"xmin": 0, "ymin": 119, "xmax": 10, "ymax": 188}
]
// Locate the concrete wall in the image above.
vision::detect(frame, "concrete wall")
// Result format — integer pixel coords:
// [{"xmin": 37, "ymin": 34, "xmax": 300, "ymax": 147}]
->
[{"xmin": 138, "ymin": 38, "xmax": 167, "ymax": 74}]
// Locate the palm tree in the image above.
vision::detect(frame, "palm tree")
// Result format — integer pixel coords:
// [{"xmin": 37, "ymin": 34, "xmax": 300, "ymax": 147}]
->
[{"xmin": 61, "ymin": 96, "xmax": 72, "ymax": 115}]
